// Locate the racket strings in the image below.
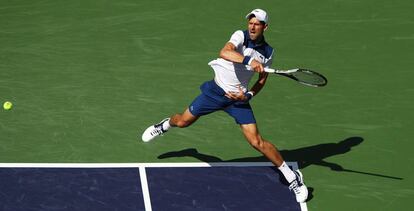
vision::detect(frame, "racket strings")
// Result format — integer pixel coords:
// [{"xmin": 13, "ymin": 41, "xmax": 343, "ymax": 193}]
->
[{"xmin": 290, "ymin": 70, "xmax": 327, "ymax": 86}]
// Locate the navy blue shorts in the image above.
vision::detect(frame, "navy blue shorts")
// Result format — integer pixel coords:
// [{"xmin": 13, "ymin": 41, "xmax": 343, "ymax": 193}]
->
[{"xmin": 188, "ymin": 80, "xmax": 256, "ymax": 125}]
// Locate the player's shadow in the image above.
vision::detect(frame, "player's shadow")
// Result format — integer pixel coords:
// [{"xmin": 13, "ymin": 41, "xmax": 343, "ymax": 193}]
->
[
  {"xmin": 158, "ymin": 136, "xmax": 401, "ymax": 203},
  {"xmin": 158, "ymin": 136, "xmax": 403, "ymax": 180}
]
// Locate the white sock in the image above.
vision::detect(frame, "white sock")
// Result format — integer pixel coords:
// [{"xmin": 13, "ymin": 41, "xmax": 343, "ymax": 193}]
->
[
  {"xmin": 278, "ymin": 161, "xmax": 296, "ymax": 183},
  {"xmin": 162, "ymin": 118, "xmax": 171, "ymax": 131}
]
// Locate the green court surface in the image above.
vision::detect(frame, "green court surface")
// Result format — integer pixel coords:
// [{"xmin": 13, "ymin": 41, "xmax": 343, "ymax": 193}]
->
[{"xmin": 1, "ymin": 0, "xmax": 413, "ymax": 210}]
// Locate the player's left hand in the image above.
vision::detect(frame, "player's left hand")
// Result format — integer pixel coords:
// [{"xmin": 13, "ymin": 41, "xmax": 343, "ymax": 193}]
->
[{"xmin": 225, "ymin": 87, "xmax": 248, "ymax": 101}]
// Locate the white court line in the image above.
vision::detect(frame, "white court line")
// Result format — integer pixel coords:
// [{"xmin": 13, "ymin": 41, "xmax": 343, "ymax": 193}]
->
[
  {"xmin": 139, "ymin": 166, "xmax": 152, "ymax": 211},
  {"xmin": 0, "ymin": 162, "xmax": 298, "ymax": 169},
  {"xmin": 0, "ymin": 162, "xmax": 306, "ymax": 211},
  {"xmin": 300, "ymin": 202, "xmax": 308, "ymax": 211}
]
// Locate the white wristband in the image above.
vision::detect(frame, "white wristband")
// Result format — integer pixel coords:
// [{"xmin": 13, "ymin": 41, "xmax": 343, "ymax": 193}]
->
[
  {"xmin": 247, "ymin": 91, "xmax": 254, "ymax": 97},
  {"xmin": 248, "ymin": 58, "xmax": 254, "ymax": 65}
]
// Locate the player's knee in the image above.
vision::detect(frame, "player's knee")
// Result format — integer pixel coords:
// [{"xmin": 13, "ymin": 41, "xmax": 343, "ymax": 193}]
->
[
  {"xmin": 176, "ymin": 120, "xmax": 191, "ymax": 128},
  {"xmin": 248, "ymin": 136, "xmax": 264, "ymax": 149},
  {"xmin": 171, "ymin": 114, "xmax": 191, "ymax": 128}
]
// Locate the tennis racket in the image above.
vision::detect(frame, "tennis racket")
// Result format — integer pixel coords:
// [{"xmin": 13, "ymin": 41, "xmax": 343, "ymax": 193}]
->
[{"xmin": 264, "ymin": 68, "xmax": 328, "ymax": 87}]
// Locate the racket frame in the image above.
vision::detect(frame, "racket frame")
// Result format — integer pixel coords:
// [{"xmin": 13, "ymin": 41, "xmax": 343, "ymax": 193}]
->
[{"xmin": 264, "ymin": 68, "xmax": 327, "ymax": 87}]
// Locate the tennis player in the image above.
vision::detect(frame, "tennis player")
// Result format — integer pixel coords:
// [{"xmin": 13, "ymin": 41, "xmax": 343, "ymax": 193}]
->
[{"xmin": 142, "ymin": 9, "xmax": 308, "ymax": 203}]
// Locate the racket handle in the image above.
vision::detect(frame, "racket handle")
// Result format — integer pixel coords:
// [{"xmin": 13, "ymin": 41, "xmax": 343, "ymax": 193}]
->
[
  {"xmin": 264, "ymin": 68, "xmax": 299, "ymax": 74},
  {"xmin": 247, "ymin": 67, "xmax": 278, "ymax": 73}
]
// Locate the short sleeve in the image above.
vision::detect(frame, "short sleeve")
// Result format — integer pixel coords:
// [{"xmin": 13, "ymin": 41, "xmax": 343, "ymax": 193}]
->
[{"xmin": 228, "ymin": 30, "xmax": 244, "ymax": 48}]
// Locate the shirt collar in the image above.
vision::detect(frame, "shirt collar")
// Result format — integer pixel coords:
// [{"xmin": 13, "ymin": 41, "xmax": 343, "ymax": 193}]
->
[{"xmin": 247, "ymin": 34, "xmax": 266, "ymax": 47}]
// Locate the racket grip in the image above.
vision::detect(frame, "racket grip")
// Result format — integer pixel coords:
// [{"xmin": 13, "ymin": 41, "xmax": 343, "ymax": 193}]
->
[
  {"xmin": 265, "ymin": 68, "xmax": 299, "ymax": 74},
  {"xmin": 264, "ymin": 68, "xmax": 276, "ymax": 73}
]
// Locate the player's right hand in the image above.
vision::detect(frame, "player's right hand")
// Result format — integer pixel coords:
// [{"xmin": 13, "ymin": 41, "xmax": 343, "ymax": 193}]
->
[{"xmin": 250, "ymin": 59, "xmax": 264, "ymax": 73}]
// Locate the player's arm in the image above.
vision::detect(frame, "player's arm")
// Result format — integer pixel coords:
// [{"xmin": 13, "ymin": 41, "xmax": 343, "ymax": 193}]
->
[
  {"xmin": 248, "ymin": 50, "xmax": 273, "ymax": 97},
  {"xmin": 219, "ymin": 42, "xmax": 264, "ymax": 73},
  {"xmin": 225, "ymin": 54, "xmax": 271, "ymax": 101},
  {"xmin": 248, "ymin": 71, "xmax": 269, "ymax": 97},
  {"xmin": 219, "ymin": 42, "xmax": 243, "ymax": 63},
  {"xmin": 225, "ymin": 72, "xmax": 268, "ymax": 101}
]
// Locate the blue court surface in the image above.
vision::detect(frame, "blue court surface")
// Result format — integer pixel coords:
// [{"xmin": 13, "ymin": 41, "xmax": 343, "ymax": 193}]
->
[{"xmin": 0, "ymin": 163, "xmax": 307, "ymax": 211}]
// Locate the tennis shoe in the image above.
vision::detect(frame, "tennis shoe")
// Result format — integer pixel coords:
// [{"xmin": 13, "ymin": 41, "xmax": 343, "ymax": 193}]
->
[
  {"xmin": 141, "ymin": 118, "xmax": 170, "ymax": 142},
  {"xmin": 289, "ymin": 169, "xmax": 308, "ymax": 203}
]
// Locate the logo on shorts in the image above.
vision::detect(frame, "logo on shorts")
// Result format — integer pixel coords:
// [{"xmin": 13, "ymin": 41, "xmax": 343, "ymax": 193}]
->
[{"xmin": 190, "ymin": 106, "xmax": 194, "ymax": 111}]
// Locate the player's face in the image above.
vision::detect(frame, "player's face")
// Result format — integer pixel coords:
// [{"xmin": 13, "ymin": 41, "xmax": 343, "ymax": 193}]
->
[{"xmin": 248, "ymin": 17, "xmax": 267, "ymax": 41}]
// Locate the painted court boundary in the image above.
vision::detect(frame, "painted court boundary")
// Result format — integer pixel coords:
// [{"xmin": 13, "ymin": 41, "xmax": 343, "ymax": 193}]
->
[{"xmin": 0, "ymin": 162, "xmax": 307, "ymax": 211}]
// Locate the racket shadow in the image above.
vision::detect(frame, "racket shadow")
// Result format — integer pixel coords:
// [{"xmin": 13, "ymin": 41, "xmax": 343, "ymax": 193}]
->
[{"xmin": 157, "ymin": 136, "xmax": 403, "ymax": 180}]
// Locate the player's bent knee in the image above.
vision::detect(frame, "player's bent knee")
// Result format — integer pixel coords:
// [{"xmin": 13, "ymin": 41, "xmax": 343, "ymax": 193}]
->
[
  {"xmin": 176, "ymin": 120, "xmax": 192, "ymax": 128},
  {"xmin": 247, "ymin": 136, "xmax": 264, "ymax": 149}
]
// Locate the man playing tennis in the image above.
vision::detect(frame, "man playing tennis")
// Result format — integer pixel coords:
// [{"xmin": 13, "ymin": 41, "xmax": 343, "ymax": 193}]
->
[{"xmin": 142, "ymin": 9, "xmax": 308, "ymax": 203}]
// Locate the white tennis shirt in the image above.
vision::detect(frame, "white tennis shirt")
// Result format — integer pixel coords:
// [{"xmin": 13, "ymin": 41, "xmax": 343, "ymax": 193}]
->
[{"xmin": 208, "ymin": 30, "xmax": 274, "ymax": 93}]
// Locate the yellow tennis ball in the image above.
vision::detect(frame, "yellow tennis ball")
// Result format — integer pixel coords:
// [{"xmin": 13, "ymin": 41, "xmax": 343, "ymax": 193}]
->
[{"xmin": 3, "ymin": 101, "xmax": 12, "ymax": 110}]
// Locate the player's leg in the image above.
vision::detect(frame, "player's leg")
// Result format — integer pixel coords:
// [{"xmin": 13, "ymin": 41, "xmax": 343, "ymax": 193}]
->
[
  {"xmin": 141, "ymin": 86, "xmax": 221, "ymax": 142},
  {"xmin": 225, "ymin": 103, "xmax": 308, "ymax": 202},
  {"xmin": 224, "ymin": 103, "xmax": 291, "ymax": 168},
  {"xmin": 141, "ymin": 108, "xmax": 198, "ymax": 142},
  {"xmin": 240, "ymin": 123, "xmax": 308, "ymax": 203},
  {"xmin": 239, "ymin": 123, "xmax": 284, "ymax": 166},
  {"xmin": 169, "ymin": 108, "xmax": 199, "ymax": 128}
]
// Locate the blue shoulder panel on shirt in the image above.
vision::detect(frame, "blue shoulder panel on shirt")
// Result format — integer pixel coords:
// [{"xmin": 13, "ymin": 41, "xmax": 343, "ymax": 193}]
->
[{"xmin": 242, "ymin": 30, "xmax": 273, "ymax": 59}]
